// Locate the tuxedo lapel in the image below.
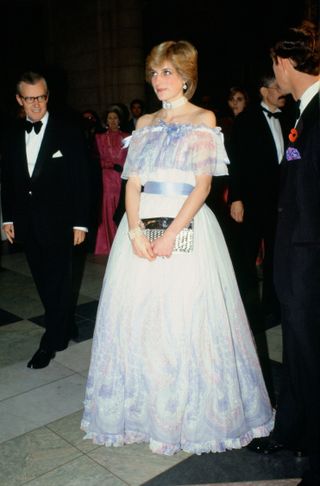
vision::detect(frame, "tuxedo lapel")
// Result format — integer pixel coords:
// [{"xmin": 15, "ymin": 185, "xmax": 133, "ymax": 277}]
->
[
  {"xmin": 259, "ymin": 109, "xmax": 280, "ymax": 164},
  {"xmin": 294, "ymin": 110, "xmax": 305, "ymax": 138},
  {"xmin": 16, "ymin": 125, "xmax": 31, "ymax": 180},
  {"xmin": 296, "ymin": 92, "xmax": 318, "ymax": 138}
]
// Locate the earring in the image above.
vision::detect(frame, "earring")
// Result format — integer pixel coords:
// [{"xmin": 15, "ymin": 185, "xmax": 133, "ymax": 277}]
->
[{"xmin": 183, "ymin": 83, "xmax": 188, "ymax": 91}]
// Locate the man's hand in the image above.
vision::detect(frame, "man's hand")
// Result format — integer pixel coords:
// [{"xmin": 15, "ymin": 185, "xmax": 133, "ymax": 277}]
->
[
  {"xmin": 3, "ymin": 223, "xmax": 15, "ymax": 243},
  {"xmin": 73, "ymin": 229, "xmax": 86, "ymax": 246},
  {"xmin": 230, "ymin": 201, "xmax": 244, "ymax": 223}
]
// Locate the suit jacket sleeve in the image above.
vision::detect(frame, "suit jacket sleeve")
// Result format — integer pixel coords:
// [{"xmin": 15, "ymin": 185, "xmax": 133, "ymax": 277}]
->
[
  {"xmin": 227, "ymin": 112, "xmax": 249, "ymax": 203},
  {"xmin": 65, "ymin": 121, "xmax": 91, "ymax": 229},
  {"xmin": 1, "ymin": 129, "xmax": 16, "ymax": 223}
]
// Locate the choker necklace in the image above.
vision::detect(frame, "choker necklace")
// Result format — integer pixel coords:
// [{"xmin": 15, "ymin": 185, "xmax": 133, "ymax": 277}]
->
[{"xmin": 162, "ymin": 96, "xmax": 187, "ymax": 110}]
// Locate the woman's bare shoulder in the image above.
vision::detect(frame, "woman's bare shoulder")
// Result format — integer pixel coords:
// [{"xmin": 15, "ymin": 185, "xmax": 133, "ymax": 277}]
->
[
  {"xmin": 190, "ymin": 105, "xmax": 216, "ymax": 128},
  {"xmin": 136, "ymin": 112, "xmax": 159, "ymax": 129}
]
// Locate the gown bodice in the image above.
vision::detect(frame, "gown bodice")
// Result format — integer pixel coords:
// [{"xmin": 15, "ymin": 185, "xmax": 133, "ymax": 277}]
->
[{"xmin": 122, "ymin": 121, "xmax": 229, "ymax": 186}]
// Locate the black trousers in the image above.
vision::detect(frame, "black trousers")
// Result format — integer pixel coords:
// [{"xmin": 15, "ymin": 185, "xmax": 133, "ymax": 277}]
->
[
  {"xmin": 274, "ymin": 301, "xmax": 320, "ymax": 479},
  {"xmin": 231, "ymin": 213, "xmax": 280, "ymax": 319},
  {"xmin": 24, "ymin": 224, "xmax": 75, "ymax": 352}
]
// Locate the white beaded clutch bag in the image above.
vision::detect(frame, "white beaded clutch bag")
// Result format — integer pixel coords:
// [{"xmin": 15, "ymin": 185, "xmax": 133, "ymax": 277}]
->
[{"xmin": 141, "ymin": 217, "xmax": 194, "ymax": 254}]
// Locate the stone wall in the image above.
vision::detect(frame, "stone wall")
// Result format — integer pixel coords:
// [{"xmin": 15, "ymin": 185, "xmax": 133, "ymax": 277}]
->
[{"xmin": 44, "ymin": 0, "xmax": 145, "ymax": 118}]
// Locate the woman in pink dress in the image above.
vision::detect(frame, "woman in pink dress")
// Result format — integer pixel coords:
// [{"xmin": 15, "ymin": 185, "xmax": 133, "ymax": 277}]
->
[{"xmin": 94, "ymin": 109, "xmax": 129, "ymax": 255}]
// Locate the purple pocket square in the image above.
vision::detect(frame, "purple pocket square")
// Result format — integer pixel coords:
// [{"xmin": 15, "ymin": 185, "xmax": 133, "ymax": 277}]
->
[{"xmin": 286, "ymin": 147, "xmax": 301, "ymax": 161}]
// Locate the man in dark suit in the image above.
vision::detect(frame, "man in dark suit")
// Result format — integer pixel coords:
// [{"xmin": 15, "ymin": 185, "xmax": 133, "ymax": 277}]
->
[
  {"xmin": 228, "ymin": 73, "xmax": 291, "ymax": 329},
  {"xmin": 1, "ymin": 71, "xmax": 90, "ymax": 369},
  {"xmin": 126, "ymin": 98, "xmax": 144, "ymax": 134},
  {"xmin": 248, "ymin": 22, "xmax": 320, "ymax": 486}
]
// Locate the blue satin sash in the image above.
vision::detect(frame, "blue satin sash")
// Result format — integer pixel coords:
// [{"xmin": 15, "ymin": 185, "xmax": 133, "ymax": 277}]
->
[{"xmin": 144, "ymin": 181, "xmax": 194, "ymax": 196}]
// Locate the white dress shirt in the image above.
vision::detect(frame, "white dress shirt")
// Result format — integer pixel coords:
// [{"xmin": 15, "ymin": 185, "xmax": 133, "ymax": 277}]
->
[
  {"xmin": 26, "ymin": 112, "xmax": 49, "ymax": 176},
  {"xmin": 261, "ymin": 102, "xmax": 284, "ymax": 164}
]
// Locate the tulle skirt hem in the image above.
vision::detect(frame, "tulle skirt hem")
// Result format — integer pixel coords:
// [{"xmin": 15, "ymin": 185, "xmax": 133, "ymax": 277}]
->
[{"xmin": 80, "ymin": 416, "xmax": 274, "ymax": 456}]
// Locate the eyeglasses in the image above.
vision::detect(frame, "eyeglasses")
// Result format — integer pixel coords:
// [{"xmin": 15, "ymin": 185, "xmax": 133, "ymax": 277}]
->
[{"xmin": 19, "ymin": 94, "xmax": 48, "ymax": 104}]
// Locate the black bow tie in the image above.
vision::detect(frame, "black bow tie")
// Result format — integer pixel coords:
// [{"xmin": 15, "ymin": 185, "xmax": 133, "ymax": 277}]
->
[
  {"xmin": 262, "ymin": 107, "xmax": 281, "ymax": 119},
  {"xmin": 24, "ymin": 120, "xmax": 43, "ymax": 134}
]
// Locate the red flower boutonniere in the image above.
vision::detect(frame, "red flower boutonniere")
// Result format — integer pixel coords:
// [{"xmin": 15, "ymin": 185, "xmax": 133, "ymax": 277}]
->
[{"xmin": 289, "ymin": 128, "xmax": 298, "ymax": 143}]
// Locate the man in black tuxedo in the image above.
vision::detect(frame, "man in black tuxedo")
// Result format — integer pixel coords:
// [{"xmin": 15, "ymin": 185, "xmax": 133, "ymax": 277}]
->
[
  {"xmin": 1, "ymin": 71, "xmax": 89, "ymax": 369},
  {"xmin": 228, "ymin": 73, "xmax": 291, "ymax": 329},
  {"xmin": 248, "ymin": 22, "xmax": 320, "ymax": 486}
]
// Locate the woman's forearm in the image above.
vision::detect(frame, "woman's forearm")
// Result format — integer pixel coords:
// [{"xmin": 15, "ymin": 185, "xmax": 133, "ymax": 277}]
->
[
  {"xmin": 125, "ymin": 177, "xmax": 142, "ymax": 230},
  {"xmin": 166, "ymin": 175, "xmax": 212, "ymax": 239}
]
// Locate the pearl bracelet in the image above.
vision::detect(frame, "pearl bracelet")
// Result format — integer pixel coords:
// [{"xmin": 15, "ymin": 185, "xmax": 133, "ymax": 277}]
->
[{"xmin": 128, "ymin": 221, "xmax": 145, "ymax": 241}]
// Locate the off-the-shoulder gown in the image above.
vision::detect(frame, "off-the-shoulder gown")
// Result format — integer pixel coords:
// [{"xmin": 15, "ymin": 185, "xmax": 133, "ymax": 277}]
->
[{"xmin": 81, "ymin": 121, "xmax": 274, "ymax": 455}]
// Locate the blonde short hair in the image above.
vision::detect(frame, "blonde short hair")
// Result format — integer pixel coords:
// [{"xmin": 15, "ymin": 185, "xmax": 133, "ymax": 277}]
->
[{"xmin": 145, "ymin": 40, "xmax": 198, "ymax": 100}]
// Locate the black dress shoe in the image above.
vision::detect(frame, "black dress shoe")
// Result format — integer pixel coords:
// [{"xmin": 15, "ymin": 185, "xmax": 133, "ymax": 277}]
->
[
  {"xmin": 27, "ymin": 348, "xmax": 56, "ymax": 369},
  {"xmin": 247, "ymin": 437, "xmax": 284, "ymax": 454}
]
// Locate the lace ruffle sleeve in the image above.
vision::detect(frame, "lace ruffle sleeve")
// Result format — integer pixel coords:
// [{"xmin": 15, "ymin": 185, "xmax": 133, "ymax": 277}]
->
[
  {"xmin": 190, "ymin": 127, "xmax": 229, "ymax": 176},
  {"xmin": 121, "ymin": 129, "xmax": 150, "ymax": 179}
]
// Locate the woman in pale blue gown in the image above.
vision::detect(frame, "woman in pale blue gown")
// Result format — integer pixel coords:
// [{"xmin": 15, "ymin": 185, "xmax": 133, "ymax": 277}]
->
[{"xmin": 81, "ymin": 40, "xmax": 274, "ymax": 455}]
